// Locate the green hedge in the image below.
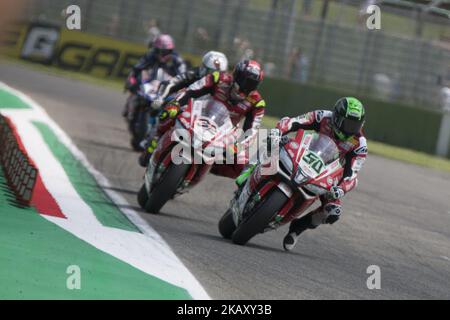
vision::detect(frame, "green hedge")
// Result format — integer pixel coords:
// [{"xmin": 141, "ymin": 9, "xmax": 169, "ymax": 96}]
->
[{"xmin": 259, "ymin": 77, "xmax": 442, "ymax": 156}]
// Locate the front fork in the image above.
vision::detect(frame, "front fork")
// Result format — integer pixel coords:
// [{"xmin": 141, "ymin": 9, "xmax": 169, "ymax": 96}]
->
[
  {"xmin": 230, "ymin": 167, "xmax": 304, "ymax": 230},
  {"xmin": 144, "ymin": 130, "xmax": 174, "ymax": 192},
  {"xmin": 230, "ymin": 164, "xmax": 271, "ymax": 226},
  {"xmin": 230, "ymin": 178, "xmax": 251, "ymax": 226}
]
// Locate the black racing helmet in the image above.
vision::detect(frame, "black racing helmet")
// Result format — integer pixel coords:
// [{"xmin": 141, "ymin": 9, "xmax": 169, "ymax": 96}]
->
[
  {"xmin": 332, "ymin": 97, "xmax": 365, "ymax": 140},
  {"xmin": 232, "ymin": 60, "xmax": 264, "ymax": 95}
]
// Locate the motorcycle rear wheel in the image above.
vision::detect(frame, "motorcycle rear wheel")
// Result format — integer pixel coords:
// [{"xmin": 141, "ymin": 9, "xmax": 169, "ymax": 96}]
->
[{"xmin": 231, "ymin": 188, "xmax": 288, "ymax": 245}]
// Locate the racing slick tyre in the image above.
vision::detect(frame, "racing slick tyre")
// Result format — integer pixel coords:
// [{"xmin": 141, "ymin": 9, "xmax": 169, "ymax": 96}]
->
[
  {"xmin": 218, "ymin": 209, "xmax": 237, "ymax": 239},
  {"xmin": 130, "ymin": 113, "xmax": 148, "ymax": 151},
  {"xmin": 131, "ymin": 136, "xmax": 144, "ymax": 152},
  {"xmin": 137, "ymin": 184, "xmax": 149, "ymax": 209},
  {"xmin": 231, "ymin": 188, "xmax": 288, "ymax": 245},
  {"xmin": 144, "ymin": 163, "xmax": 190, "ymax": 214}
]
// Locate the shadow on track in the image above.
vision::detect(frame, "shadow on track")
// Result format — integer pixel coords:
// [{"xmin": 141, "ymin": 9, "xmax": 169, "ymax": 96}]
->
[
  {"xmin": 154, "ymin": 210, "xmax": 212, "ymax": 225},
  {"xmin": 76, "ymin": 138, "xmax": 135, "ymax": 152},
  {"xmin": 100, "ymin": 185, "xmax": 138, "ymax": 195},
  {"xmin": 186, "ymin": 230, "xmax": 321, "ymax": 259}
]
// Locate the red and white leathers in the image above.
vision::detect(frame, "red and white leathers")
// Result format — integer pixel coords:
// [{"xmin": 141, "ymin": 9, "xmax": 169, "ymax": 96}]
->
[
  {"xmin": 156, "ymin": 71, "xmax": 266, "ymax": 179},
  {"xmin": 276, "ymin": 110, "xmax": 368, "ymax": 227}
]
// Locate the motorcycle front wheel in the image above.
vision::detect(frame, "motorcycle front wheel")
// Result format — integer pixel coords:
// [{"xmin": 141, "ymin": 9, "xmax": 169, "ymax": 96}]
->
[
  {"xmin": 130, "ymin": 110, "xmax": 148, "ymax": 151},
  {"xmin": 218, "ymin": 209, "xmax": 236, "ymax": 239},
  {"xmin": 231, "ymin": 188, "xmax": 288, "ymax": 245},
  {"xmin": 143, "ymin": 163, "xmax": 190, "ymax": 214},
  {"xmin": 137, "ymin": 184, "xmax": 149, "ymax": 209}
]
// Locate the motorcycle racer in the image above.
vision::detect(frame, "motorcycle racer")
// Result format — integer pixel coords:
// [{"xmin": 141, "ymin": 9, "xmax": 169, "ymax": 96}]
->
[
  {"xmin": 140, "ymin": 59, "xmax": 266, "ymax": 179},
  {"xmin": 122, "ymin": 34, "xmax": 186, "ymax": 118},
  {"xmin": 137, "ymin": 51, "xmax": 229, "ymax": 162},
  {"xmin": 132, "ymin": 34, "xmax": 186, "ymax": 82},
  {"xmin": 237, "ymin": 97, "xmax": 368, "ymax": 251},
  {"xmin": 152, "ymin": 51, "xmax": 229, "ymax": 109}
]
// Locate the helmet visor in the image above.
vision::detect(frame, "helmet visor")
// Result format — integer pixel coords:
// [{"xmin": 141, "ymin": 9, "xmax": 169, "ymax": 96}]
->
[
  {"xmin": 155, "ymin": 48, "xmax": 173, "ymax": 57},
  {"xmin": 199, "ymin": 66, "xmax": 214, "ymax": 77},
  {"xmin": 230, "ymin": 83, "xmax": 246, "ymax": 102},
  {"xmin": 236, "ymin": 77, "xmax": 259, "ymax": 94},
  {"xmin": 340, "ymin": 118, "xmax": 364, "ymax": 136}
]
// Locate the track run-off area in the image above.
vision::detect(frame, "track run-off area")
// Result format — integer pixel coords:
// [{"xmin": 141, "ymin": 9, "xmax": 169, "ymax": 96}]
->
[{"xmin": 0, "ymin": 62, "xmax": 449, "ymax": 299}]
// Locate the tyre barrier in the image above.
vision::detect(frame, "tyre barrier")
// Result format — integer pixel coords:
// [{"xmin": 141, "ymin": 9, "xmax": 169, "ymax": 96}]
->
[{"xmin": 0, "ymin": 113, "xmax": 38, "ymax": 205}]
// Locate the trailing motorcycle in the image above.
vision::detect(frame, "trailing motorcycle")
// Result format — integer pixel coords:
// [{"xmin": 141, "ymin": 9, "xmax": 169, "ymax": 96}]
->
[
  {"xmin": 124, "ymin": 68, "xmax": 172, "ymax": 151},
  {"xmin": 137, "ymin": 96, "xmax": 238, "ymax": 213}
]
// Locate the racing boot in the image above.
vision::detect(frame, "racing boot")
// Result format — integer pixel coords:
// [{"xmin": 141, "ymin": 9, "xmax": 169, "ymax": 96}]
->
[
  {"xmin": 139, "ymin": 138, "xmax": 158, "ymax": 167},
  {"xmin": 283, "ymin": 211, "xmax": 317, "ymax": 251}
]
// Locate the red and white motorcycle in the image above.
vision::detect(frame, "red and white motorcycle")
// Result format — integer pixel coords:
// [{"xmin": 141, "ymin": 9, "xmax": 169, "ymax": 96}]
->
[
  {"xmin": 218, "ymin": 129, "xmax": 344, "ymax": 245},
  {"xmin": 137, "ymin": 96, "xmax": 238, "ymax": 213}
]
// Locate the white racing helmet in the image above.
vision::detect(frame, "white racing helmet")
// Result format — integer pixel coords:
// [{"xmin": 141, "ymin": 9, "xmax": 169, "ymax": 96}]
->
[{"xmin": 200, "ymin": 51, "xmax": 228, "ymax": 77}]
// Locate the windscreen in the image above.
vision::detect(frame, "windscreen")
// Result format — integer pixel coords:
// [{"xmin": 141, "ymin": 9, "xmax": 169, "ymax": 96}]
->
[
  {"xmin": 308, "ymin": 134, "xmax": 340, "ymax": 165},
  {"xmin": 198, "ymin": 99, "xmax": 232, "ymax": 130}
]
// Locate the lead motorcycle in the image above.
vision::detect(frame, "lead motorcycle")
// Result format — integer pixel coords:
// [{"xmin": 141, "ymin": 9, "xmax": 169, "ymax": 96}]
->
[
  {"xmin": 137, "ymin": 96, "xmax": 238, "ymax": 213},
  {"xmin": 218, "ymin": 129, "xmax": 344, "ymax": 246}
]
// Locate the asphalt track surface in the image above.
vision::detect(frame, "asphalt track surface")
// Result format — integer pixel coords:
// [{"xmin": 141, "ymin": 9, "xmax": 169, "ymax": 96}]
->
[{"xmin": 1, "ymin": 62, "xmax": 449, "ymax": 299}]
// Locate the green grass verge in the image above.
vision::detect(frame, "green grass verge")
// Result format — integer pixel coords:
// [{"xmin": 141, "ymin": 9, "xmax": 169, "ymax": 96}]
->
[
  {"xmin": 365, "ymin": 140, "xmax": 450, "ymax": 173},
  {"xmin": 3, "ymin": 55, "xmax": 450, "ymax": 174}
]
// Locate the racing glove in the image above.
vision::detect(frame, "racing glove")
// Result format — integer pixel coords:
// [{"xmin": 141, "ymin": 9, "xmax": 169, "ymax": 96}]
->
[
  {"xmin": 266, "ymin": 128, "xmax": 289, "ymax": 157},
  {"xmin": 151, "ymin": 96, "xmax": 165, "ymax": 110},
  {"xmin": 267, "ymin": 128, "xmax": 281, "ymax": 149},
  {"xmin": 159, "ymin": 101, "xmax": 180, "ymax": 121},
  {"xmin": 327, "ymin": 186, "xmax": 345, "ymax": 200}
]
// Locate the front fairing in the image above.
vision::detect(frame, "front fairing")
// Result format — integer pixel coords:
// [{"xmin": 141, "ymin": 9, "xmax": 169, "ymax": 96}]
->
[
  {"xmin": 279, "ymin": 130, "xmax": 343, "ymax": 196},
  {"xmin": 175, "ymin": 97, "xmax": 237, "ymax": 163},
  {"xmin": 138, "ymin": 67, "xmax": 172, "ymax": 101},
  {"xmin": 140, "ymin": 80, "xmax": 160, "ymax": 101}
]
